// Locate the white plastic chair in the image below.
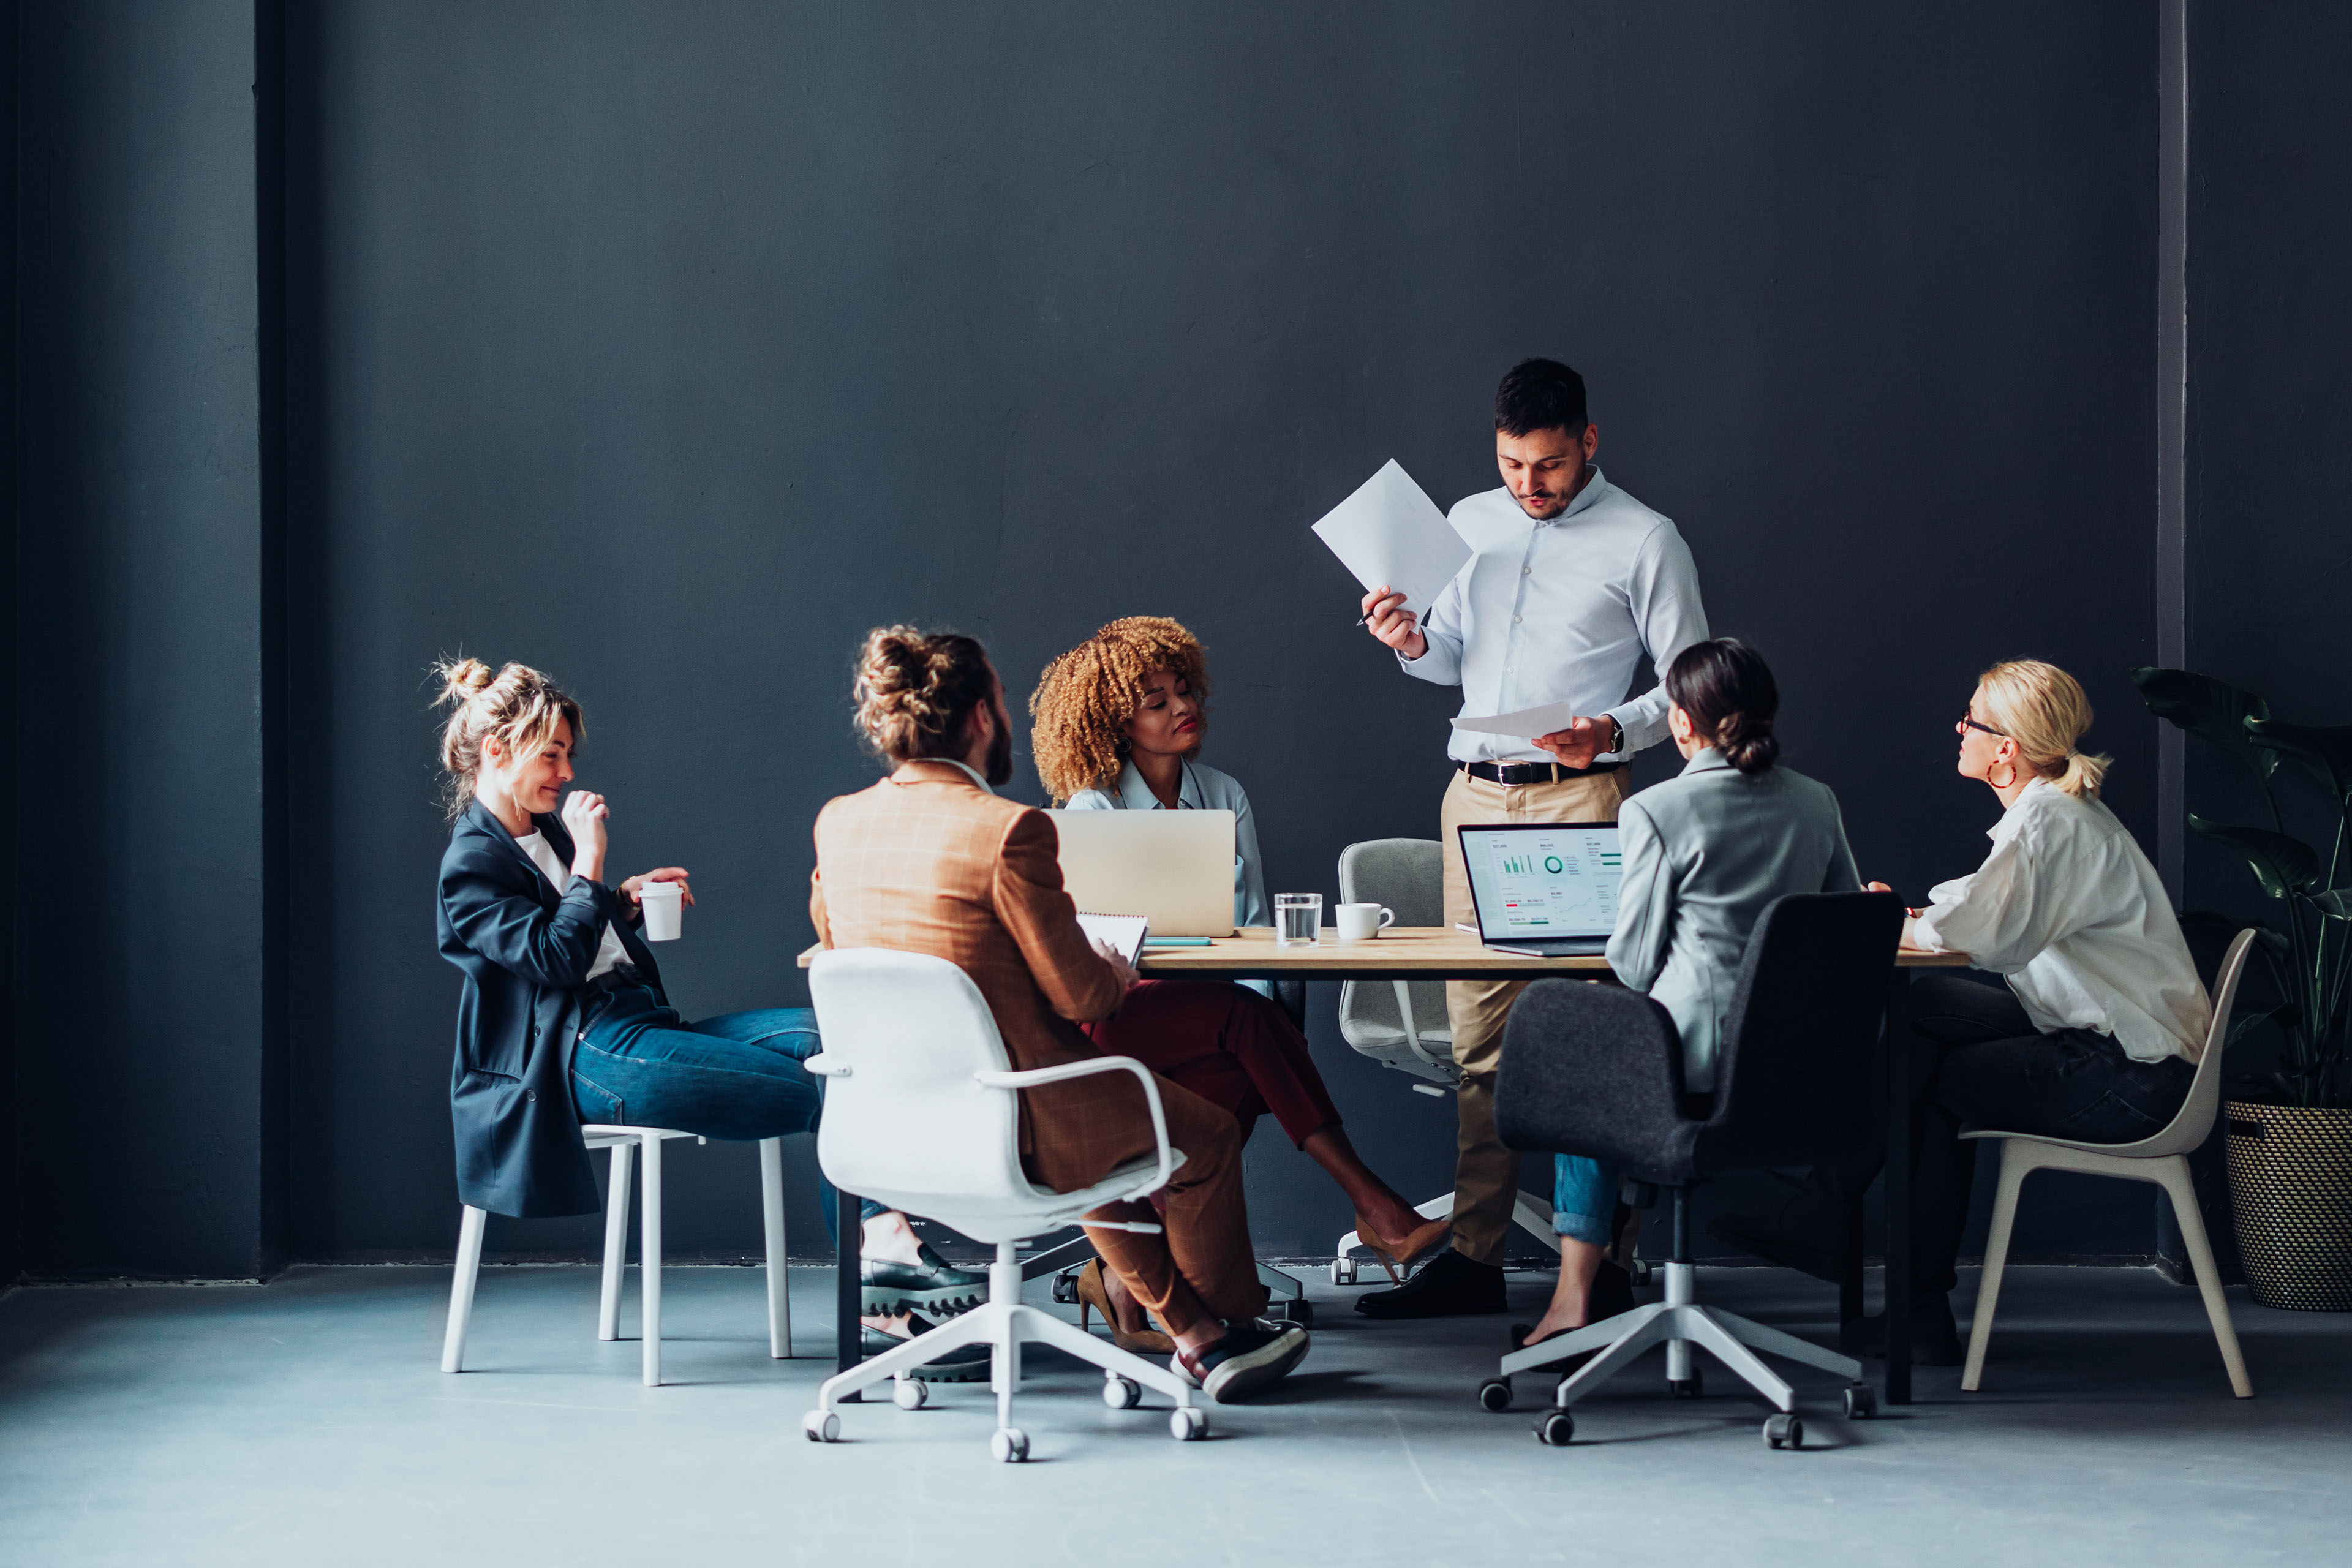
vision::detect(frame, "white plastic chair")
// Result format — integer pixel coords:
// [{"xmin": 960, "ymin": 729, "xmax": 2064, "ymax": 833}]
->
[
  {"xmin": 1961, "ymin": 928, "xmax": 2255, "ymax": 1398},
  {"xmin": 440, "ymin": 1126, "xmax": 793, "ymax": 1387},
  {"xmin": 801, "ymin": 948, "xmax": 1209, "ymax": 1461},
  {"xmin": 1329, "ymin": 838, "xmax": 1563, "ymax": 1282}
]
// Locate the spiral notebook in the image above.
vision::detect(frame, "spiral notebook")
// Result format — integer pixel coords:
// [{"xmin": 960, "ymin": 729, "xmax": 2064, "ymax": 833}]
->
[{"xmin": 1075, "ymin": 913, "xmax": 1150, "ymax": 967}]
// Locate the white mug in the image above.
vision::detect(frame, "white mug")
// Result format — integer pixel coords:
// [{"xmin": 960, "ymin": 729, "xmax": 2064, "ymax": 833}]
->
[
  {"xmin": 639, "ymin": 880, "xmax": 685, "ymax": 941},
  {"xmin": 1335, "ymin": 902, "xmax": 1396, "ymax": 941}
]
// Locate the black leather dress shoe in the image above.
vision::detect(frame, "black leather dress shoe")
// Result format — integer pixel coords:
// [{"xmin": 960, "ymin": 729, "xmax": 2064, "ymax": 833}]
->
[
  {"xmin": 862, "ymin": 1311, "xmax": 992, "ymax": 1382},
  {"xmin": 1841, "ymin": 1296, "xmax": 1962, "ymax": 1366},
  {"xmin": 861, "ymin": 1245, "xmax": 990, "ymax": 1315},
  {"xmin": 1706, "ymin": 1210, "xmax": 1845, "ymax": 1284},
  {"xmin": 1354, "ymin": 1248, "xmax": 1507, "ymax": 1318}
]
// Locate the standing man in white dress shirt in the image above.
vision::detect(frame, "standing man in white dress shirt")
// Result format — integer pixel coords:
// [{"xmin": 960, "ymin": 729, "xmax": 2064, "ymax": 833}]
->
[{"xmin": 1355, "ymin": 358, "xmax": 1711, "ymax": 1317}]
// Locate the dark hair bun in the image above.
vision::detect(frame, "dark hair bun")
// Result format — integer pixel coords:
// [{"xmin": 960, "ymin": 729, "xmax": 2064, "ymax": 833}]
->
[{"xmin": 1664, "ymin": 638, "xmax": 1781, "ymax": 775}]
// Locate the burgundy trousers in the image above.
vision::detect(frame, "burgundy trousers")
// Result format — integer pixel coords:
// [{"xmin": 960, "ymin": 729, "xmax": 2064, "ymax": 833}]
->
[{"xmin": 1084, "ymin": 979, "xmax": 1341, "ymax": 1148}]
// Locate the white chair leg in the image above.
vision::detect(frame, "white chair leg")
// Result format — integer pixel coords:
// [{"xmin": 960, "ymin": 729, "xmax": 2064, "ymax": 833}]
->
[
  {"xmin": 440, "ymin": 1205, "xmax": 488, "ymax": 1373},
  {"xmin": 639, "ymin": 1134, "xmax": 665, "ymax": 1387},
  {"xmin": 1962, "ymin": 1140, "xmax": 2032, "ymax": 1392},
  {"xmin": 761, "ymin": 1136, "xmax": 790, "ymax": 1359},
  {"xmin": 1511, "ymin": 1190, "xmax": 1562, "ymax": 1255},
  {"xmin": 2156, "ymin": 1158, "xmax": 2254, "ymax": 1398},
  {"xmin": 598, "ymin": 1140, "xmax": 635, "ymax": 1343}
]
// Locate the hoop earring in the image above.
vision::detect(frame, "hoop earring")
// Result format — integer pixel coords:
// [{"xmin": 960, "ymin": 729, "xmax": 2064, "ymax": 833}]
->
[{"xmin": 1989, "ymin": 760, "xmax": 2018, "ymax": 790}]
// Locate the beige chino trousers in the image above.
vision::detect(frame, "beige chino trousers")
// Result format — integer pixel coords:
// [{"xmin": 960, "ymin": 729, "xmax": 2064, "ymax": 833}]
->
[{"xmin": 1440, "ymin": 765, "xmax": 1630, "ymax": 1264}]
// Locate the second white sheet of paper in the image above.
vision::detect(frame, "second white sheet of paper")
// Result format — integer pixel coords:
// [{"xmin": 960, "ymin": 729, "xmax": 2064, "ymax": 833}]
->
[{"xmin": 1310, "ymin": 459, "xmax": 1469, "ymax": 616}]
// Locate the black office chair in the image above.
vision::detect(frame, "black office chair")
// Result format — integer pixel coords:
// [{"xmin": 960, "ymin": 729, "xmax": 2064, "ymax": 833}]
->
[{"xmin": 1488, "ymin": 891, "xmax": 1902, "ymax": 1449}]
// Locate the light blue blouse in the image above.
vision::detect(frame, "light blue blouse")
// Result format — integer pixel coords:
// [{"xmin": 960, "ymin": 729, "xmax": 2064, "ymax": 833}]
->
[{"xmin": 1063, "ymin": 758, "xmax": 1272, "ymax": 930}]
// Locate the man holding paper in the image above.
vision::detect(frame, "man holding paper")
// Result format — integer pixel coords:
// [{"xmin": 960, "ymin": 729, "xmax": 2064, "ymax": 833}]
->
[{"xmin": 1355, "ymin": 356, "xmax": 1709, "ymax": 1318}]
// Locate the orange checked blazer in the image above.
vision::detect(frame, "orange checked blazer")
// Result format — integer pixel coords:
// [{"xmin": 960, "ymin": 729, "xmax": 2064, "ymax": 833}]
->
[{"xmin": 810, "ymin": 760, "xmax": 1145, "ymax": 1176}]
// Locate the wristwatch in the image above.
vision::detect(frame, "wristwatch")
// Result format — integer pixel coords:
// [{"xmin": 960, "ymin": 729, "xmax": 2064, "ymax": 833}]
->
[{"xmin": 1606, "ymin": 715, "xmax": 1624, "ymax": 755}]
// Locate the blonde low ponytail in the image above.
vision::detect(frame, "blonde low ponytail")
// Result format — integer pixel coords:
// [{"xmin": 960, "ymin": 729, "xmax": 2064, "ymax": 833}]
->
[{"xmin": 2053, "ymin": 749, "xmax": 2111, "ymax": 801}]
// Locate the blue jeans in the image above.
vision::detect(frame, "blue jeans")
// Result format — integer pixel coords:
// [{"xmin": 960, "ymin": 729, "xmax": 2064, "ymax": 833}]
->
[
  {"xmin": 1553, "ymin": 1154, "xmax": 1620, "ymax": 1248},
  {"xmin": 570, "ymin": 982, "xmax": 880, "ymax": 1231}
]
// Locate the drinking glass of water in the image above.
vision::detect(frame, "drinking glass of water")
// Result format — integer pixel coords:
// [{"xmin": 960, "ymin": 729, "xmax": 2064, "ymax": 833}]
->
[{"xmin": 1274, "ymin": 893, "xmax": 1324, "ymax": 946}]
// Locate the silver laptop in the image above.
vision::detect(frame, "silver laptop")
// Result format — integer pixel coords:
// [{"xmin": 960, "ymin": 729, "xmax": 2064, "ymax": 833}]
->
[
  {"xmin": 1049, "ymin": 810, "xmax": 1237, "ymax": 937},
  {"xmin": 1457, "ymin": 821, "xmax": 1624, "ymax": 957}
]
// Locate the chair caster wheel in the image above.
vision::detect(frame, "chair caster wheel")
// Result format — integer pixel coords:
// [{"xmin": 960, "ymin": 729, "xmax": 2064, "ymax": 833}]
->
[
  {"xmin": 1478, "ymin": 1378, "xmax": 1513, "ymax": 1412},
  {"xmin": 1330, "ymin": 1258, "xmax": 1359, "ymax": 1286},
  {"xmin": 1105, "ymin": 1375, "xmax": 1143, "ymax": 1410},
  {"xmin": 1271, "ymin": 1297, "xmax": 1314, "ymax": 1328},
  {"xmin": 1534, "ymin": 1410, "xmax": 1575, "ymax": 1446},
  {"xmin": 1170, "ymin": 1406, "xmax": 1209, "ymax": 1441},
  {"xmin": 1764, "ymin": 1413, "xmax": 1804, "ymax": 1450},
  {"xmin": 990, "ymin": 1427, "xmax": 1030, "ymax": 1463},
  {"xmin": 1843, "ymin": 1384, "xmax": 1877, "ymax": 1420},
  {"xmin": 892, "ymin": 1376, "xmax": 928, "ymax": 1411},
  {"xmin": 802, "ymin": 1411, "xmax": 839, "ymax": 1443},
  {"xmin": 1628, "ymin": 1259, "xmax": 1654, "ymax": 1287},
  {"xmin": 1668, "ymin": 1370, "xmax": 1704, "ymax": 1399},
  {"xmin": 1050, "ymin": 1267, "xmax": 1082, "ymax": 1306}
]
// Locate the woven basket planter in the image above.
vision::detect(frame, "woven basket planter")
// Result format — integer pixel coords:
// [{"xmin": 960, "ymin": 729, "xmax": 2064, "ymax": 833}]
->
[{"xmin": 2225, "ymin": 1100, "xmax": 2352, "ymax": 1311}]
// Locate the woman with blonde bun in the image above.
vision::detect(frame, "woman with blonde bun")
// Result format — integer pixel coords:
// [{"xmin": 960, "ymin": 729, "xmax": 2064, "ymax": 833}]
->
[
  {"xmin": 1711, "ymin": 658, "xmax": 2210, "ymax": 1366},
  {"xmin": 431, "ymin": 658, "xmax": 987, "ymax": 1373}
]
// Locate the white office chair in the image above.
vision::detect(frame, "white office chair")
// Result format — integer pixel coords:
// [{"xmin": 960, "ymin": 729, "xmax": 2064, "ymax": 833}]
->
[
  {"xmin": 1329, "ymin": 838, "xmax": 1563, "ymax": 1281},
  {"xmin": 1961, "ymin": 927, "xmax": 2256, "ymax": 1398},
  {"xmin": 440, "ymin": 1126, "xmax": 793, "ymax": 1387},
  {"xmin": 801, "ymin": 948, "xmax": 1209, "ymax": 1461}
]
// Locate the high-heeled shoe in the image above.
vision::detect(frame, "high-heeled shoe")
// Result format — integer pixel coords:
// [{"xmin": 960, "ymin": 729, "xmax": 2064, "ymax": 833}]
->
[
  {"xmin": 1355, "ymin": 1213, "xmax": 1453, "ymax": 1284},
  {"xmin": 1071, "ymin": 1259, "xmax": 1175, "ymax": 1355}
]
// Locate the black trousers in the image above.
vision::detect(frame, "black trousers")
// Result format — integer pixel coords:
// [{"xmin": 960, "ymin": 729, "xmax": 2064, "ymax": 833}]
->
[{"xmin": 1809, "ymin": 972, "xmax": 2195, "ymax": 1296}]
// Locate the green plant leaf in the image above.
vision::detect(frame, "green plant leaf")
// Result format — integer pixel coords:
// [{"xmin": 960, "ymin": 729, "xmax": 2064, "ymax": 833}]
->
[
  {"xmin": 2310, "ymin": 890, "xmax": 2352, "ymax": 919},
  {"xmin": 2226, "ymin": 1004, "xmax": 2297, "ymax": 1049},
  {"xmin": 2188, "ymin": 816, "xmax": 2320, "ymax": 895},
  {"xmin": 2133, "ymin": 668, "xmax": 2277, "ymax": 779},
  {"xmin": 2248, "ymin": 718, "xmax": 2352, "ymax": 801}
]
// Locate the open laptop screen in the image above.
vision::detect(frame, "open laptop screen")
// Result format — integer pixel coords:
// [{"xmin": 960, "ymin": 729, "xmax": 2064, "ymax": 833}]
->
[{"xmin": 1458, "ymin": 822, "xmax": 1624, "ymax": 942}]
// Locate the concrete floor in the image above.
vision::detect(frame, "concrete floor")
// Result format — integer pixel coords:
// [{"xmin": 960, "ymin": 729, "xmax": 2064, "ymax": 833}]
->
[{"xmin": 1, "ymin": 1261, "xmax": 2344, "ymax": 1567}]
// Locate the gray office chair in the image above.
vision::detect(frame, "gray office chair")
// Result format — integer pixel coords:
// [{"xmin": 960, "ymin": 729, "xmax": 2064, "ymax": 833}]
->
[
  {"xmin": 1487, "ymin": 891, "xmax": 1902, "ymax": 1449},
  {"xmin": 1327, "ymin": 837, "xmax": 1564, "ymax": 1283}
]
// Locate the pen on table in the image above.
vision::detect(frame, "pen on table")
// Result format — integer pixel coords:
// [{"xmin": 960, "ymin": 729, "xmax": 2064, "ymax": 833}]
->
[{"xmin": 1140, "ymin": 937, "xmax": 1215, "ymax": 947}]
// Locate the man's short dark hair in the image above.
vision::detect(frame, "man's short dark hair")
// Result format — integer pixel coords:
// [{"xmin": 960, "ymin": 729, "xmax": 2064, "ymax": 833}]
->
[{"xmin": 1494, "ymin": 358, "xmax": 1588, "ymax": 438}]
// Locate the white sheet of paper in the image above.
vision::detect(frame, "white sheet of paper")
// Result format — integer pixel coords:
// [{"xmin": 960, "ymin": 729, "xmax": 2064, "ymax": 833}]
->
[
  {"xmin": 1310, "ymin": 459, "xmax": 1468, "ymax": 616},
  {"xmin": 1075, "ymin": 912, "xmax": 1149, "ymax": 967},
  {"xmin": 1448, "ymin": 701, "xmax": 1580, "ymax": 739}
]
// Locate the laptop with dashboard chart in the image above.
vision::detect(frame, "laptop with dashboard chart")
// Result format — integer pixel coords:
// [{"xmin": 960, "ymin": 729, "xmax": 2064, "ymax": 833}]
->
[{"xmin": 1457, "ymin": 821, "xmax": 1624, "ymax": 957}]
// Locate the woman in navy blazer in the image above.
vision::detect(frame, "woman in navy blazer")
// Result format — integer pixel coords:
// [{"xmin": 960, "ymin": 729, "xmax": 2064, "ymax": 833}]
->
[{"xmin": 432, "ymin": 658, "xmax": 988, "ymax": 1356}]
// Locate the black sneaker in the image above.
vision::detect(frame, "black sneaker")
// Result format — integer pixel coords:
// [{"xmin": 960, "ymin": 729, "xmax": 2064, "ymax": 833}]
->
[
  {"xmin": 861, "ymin": 1244, "xmax": 990, "ymax": 1316},
  {"xmin": 1841, "ymin": 1296, "xmax": 1963, "ymax": 1366},
  {"xmin": 1172, "ymin": 1320, "xmax": 1310, "ymax": 1404},
  {"xmin": 861, "ymin": 1311, "xmax": 992, "ymax": 1382},
  {"xmin": 1355, "ymin": 1248, "xmax": 1507, "ymax": 1319}
]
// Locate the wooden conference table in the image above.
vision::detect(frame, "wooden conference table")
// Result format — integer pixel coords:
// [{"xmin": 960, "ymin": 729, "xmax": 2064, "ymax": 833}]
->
[{"xmin": 802, "ymin": 928, "xmax": 1967, "ymax": 1405}]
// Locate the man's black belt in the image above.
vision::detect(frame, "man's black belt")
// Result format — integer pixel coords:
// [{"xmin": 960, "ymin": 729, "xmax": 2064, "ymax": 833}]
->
[{"xmin": 1458, "ymin": 758, "xmax": 1623, "ymax": 785}]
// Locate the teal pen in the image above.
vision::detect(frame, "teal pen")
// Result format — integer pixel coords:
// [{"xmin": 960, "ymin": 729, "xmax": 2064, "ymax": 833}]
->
[{"xmin": 1140, "ymin": 937, "xmax": 1215, "ymax": 947}]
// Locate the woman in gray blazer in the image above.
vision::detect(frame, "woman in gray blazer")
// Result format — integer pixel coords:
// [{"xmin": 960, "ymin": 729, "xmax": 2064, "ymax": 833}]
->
[{"xmin": 1518, "ymin": 638, "xmax": 1860, "ymax": 1352}]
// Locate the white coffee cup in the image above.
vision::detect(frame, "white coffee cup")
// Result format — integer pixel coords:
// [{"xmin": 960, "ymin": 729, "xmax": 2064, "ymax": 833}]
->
[
  {"xmin": 640, "ymin": 880, "xmax": 685, "ymax": 941},
  {"xmin": 1335, "ymin": 903, "xmax": 1396, "ymax": 942}
]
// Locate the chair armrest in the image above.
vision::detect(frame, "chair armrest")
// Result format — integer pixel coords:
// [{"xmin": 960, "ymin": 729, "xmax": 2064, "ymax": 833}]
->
[
  {"xmin": 1495, "ymin": 980, "xmax": 1695, "ymax": 1179},
  {"xmin": 974, "ymin": 1055, "xmax": 1174, "ymax": 1200},
  {"xmin": 802, "ymin": 1053, "xmax": 849, "ymax": 1077}
]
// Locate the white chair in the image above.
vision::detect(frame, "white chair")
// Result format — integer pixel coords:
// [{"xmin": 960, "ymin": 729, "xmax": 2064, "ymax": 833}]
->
[
  {"xmin": 801, "ymin": 948, "xmax": 1209, "ymax": 1461},
  {"xmin": 1329, "ymin": 837, "xmax": 1563, "ymax": 1281},
  {"xmin": 1961, "ymin": 927, "xmax": 2255, "ymax": 1399},
  {"xmin": 440, "ymin": 1126, "xmax": 793, "ymax": 1387}
]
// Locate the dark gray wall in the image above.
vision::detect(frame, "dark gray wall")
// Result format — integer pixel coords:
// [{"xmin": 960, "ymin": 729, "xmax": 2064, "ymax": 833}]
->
[
  {"xmin": 281, "ymin": 1, "xmax": 2161, "ymax": 1263},
  {"xmin": 13, "ymin": 0, "xmax": 274, "ymax": 1278},
  {"xmin": 2183, "ymin": 0, "xmax": 2352, "ymax": 881}
]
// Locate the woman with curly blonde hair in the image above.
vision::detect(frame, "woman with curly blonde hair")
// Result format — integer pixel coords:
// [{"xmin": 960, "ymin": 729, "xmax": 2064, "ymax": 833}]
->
[{"xmin": 1030, "ymin": 617, "xmax": 1446, "ymax": 1348}]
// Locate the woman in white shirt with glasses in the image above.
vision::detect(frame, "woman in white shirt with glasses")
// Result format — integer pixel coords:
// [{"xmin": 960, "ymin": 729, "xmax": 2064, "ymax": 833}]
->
[{"xmin": 1710, "ymin": 659, "xmax": 2210, "ymax": 1364}]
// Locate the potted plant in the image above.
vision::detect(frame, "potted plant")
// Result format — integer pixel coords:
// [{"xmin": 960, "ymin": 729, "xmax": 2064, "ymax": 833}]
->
[{"xmin": 2136, "ymin": 668, "xmax": 2352, "ymax": 1310}]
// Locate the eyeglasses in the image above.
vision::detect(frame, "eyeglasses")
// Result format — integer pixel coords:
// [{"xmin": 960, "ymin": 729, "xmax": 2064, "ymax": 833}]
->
[{"xmin": 1957, "ymin": 714, "xmax": 2007, "ymax": 739}]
